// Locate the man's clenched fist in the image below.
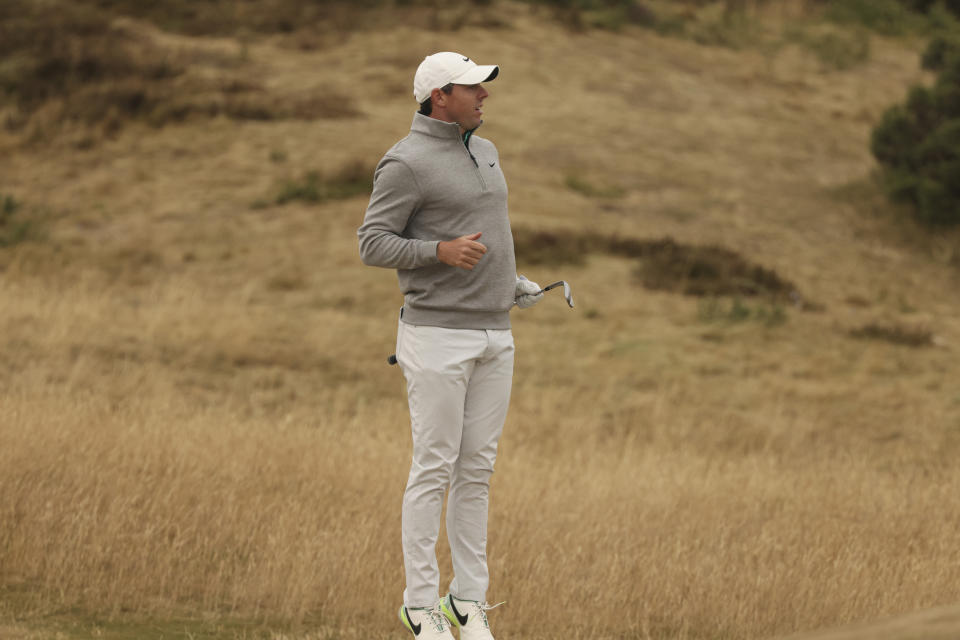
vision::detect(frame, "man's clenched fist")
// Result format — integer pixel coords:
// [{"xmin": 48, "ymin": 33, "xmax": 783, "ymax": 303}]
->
[{"xmin": 438, "ymin": 232, "xmax": 487, "ymax": 270}]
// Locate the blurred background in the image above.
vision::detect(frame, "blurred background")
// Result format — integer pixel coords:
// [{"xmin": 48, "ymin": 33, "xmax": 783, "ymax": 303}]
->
[{"xmin": 2, "ymin": 1, "xmax": 960, "ymax": 638}]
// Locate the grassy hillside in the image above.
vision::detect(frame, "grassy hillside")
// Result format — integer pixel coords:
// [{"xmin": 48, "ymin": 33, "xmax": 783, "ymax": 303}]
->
[{"xmin": 2, "ymin": 1, "xmax": 960, "ymax": 638}]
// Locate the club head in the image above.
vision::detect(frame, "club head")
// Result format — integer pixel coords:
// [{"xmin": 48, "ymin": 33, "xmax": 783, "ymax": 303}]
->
[
  {"xmin": 541, "ymin": 280, "xmax": 574, "ymax": 308},
  {"xmin": 561, "ymin": 281, "xmax": 574, "ymax": 308}
]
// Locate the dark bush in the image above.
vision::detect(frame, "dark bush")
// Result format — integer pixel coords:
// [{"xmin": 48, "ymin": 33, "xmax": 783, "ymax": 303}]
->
[
  {"xmin": 921, "ymin": 34, "xmax": 960, "ymax": 70},
  {"xmin": 512, "ymin": 227, "xmax": 799, "ymax": 300},
  {"xmin": 898, "ymin": 0, "xmax": 960, "ymax": 18},
  {"xmin": 872, "ymin": 52, "xmax": 960, "ymax": 225},
  {"xmin": 630, "ymin": 238, "xmax": 795, "ymax": 298}
]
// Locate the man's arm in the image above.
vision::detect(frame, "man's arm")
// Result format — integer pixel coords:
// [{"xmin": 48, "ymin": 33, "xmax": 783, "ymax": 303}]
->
[
  {"xmin": 358, "ymin": 157, "xmax": 439, "ymax": 269},
  {"xmin": 358, "ymin": 156, "xmax": 488, "ymax": 271}
]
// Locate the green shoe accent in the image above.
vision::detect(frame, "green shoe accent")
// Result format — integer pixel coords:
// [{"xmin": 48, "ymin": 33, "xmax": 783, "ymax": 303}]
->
[
  {"xmin": 399, "ymin": 605, "xmax": 420, "ymax": 636},
  {"xmin": 440, "ymin": 595, "xmax": 460, "ymax": 628}
]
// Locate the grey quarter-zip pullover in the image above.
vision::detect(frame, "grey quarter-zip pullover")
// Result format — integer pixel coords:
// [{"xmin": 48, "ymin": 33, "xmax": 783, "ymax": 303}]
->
[{"xmin": 358, "ymin": 113, "xmax": 516, "ymax": 329}]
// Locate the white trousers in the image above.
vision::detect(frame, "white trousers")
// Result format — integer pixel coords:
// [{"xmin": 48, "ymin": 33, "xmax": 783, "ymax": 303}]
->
[{"xmin": 396, "ymin": 318, "xmax": 515, "ymax": 608}]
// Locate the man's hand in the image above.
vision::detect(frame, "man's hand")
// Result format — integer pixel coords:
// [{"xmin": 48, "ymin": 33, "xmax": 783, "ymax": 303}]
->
[
  {"xmin": 437, "ymin": 232, "xmax": 487, "ymax": 270},
  {"xmin": 515, "ymin": 275, "xmax": 544, "ymax": 309}
]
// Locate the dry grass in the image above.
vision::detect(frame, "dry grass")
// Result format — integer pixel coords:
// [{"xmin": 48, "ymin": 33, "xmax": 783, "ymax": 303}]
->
[
  {"xmin": 2, "ymin": 277, "xmax": 959, "ymax": 640},
  {"xmin": 2, "ymin": 2, "xmax": 960, "ymax": 639}
]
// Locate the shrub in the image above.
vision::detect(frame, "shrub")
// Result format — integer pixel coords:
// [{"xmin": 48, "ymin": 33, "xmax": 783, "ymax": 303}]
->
[
  {"xmin": 0, "ymin": 0, "xmax": 362, "ymax": 143},
  {"xmin": 520, "ymin": 0, "xmax": 656, "ymax": 31},
  {"xmin": 70, "ymin": 0, "xmax": 357, "ymax": 37},
  {"xmin": 898, "ymin": 0, "xmax": 960, "ymax": 20},
  {"xmin": 823, "ymin": 0, "xmax": 960, "ymax": 34},
  {"xmin": 849, "ymin": 322, "xmax": 933, "ymax": 347},
  {"xmin": 826, "ymin": 0, "xmax": 923, "ymax": 36},
  {"xmin": 872, "ymin": 52, "xmax": 960, "ymax": 226},
  {"xmin": 511, "ymin": 227, "xmax": 595, "ymax": 266},
  {"xmin": 512, "ymin": 227, "xmax": 800, "ymax": 300},
  {"xmin": 817, "ymin": 29, "xmax": 871, "ymax": 70},
  {"xmin": 630, "ymin": 238, "xmax": 795, "ymax": 298},
  {"xmin": 0, "ymin": 1, "xmax": 181, "ymax": 111},
  {"xmin": 922, "ymin": 33, "xmax": 960, "ymax": 70}
]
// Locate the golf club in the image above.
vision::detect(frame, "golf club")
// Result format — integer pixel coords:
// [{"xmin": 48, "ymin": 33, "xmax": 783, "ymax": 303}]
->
[{"xmin": 538, "ymin": 280, "xmax": 575, "ymax": 308}]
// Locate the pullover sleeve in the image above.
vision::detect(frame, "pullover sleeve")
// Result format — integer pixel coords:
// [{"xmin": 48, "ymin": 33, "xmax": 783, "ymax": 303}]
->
[{"xmin": 358, "ymin": 156, "xmax": 440, "ymax": 269}]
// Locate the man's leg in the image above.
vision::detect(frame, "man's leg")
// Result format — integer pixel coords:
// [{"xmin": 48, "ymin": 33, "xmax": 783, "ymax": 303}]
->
[
  {"xmin": 446, "ymin": 329, "xmax": 514, "ymax": 602},
  {"xmin": 397, "ymin": 322, "xmax": 487, "ymax": 608}
]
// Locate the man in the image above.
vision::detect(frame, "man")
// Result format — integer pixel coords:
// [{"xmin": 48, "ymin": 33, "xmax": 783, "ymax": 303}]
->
[{"xmin": 358, "ymin": 51, "xmax": 542, "ymax": 640}]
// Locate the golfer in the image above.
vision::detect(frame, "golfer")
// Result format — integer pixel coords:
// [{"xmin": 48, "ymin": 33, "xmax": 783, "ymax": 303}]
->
[{"xmin": 358, "ymin": 52, "xmax": 542, "ymax": 639}]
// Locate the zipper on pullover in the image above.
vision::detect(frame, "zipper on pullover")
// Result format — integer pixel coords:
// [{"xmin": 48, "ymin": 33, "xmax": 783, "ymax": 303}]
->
[{"xmin": 461, "ymin": 131, "xmax": 486, "ymax": 191}]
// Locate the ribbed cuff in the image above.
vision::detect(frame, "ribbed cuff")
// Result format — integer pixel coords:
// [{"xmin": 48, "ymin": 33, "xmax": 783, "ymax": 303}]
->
[{"xmin": 419, "ymin": 240, "xmax": 441, "ymax": 265}]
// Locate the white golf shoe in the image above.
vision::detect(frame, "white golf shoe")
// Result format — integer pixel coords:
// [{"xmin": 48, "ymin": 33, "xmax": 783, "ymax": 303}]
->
[
  {"xmin": 440, "ymin": 594, "xmax": 502, "ymax": 640},
  {"xmin": 399, "ymin": 603, "xmax": 455, "ymax": 639}
]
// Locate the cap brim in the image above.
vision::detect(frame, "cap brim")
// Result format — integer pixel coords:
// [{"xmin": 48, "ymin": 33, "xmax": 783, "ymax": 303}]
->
[{"xmin": 451, "ymin": 64, "xmax": 499, "ymax": 86}]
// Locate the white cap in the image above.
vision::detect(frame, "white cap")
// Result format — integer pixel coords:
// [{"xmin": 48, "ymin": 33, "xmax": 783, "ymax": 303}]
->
[{"xmin": 413, "ymin": 52, "xmax": 499, "ymax": 104}]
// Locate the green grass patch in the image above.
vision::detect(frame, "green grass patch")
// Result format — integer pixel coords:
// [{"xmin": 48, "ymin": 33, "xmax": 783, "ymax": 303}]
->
[
  {"xmin": 698, "ymin": 296, "xmax": 788, "ymax": 327},
  {"xmin": 630, "ymin": 1, "xmax": 767, "ymax": 49},
  {"xmin": 272, "ymin": 160, "xmax": 373, "ymax": 206},
  {"xmin": 783, "ymin": 23, "xmax": 872, "ymax": 71},
  {"xmin": 0, "ymin": 194, "xmax": 41, "ymax": 248}
]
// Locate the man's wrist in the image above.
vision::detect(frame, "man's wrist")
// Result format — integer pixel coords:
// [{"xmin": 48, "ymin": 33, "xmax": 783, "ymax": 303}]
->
[{"xmin": 424, "ymin": 240, "xmax": 442, "ymax": 264}]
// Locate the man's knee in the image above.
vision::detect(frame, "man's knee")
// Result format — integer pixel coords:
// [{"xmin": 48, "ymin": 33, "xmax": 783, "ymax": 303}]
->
[
  {"xmin": 407, "ymin": 457, "xmax": 458, "ymax": 494},
  {"xmin": 451, "ymin": 458, "xmax": 496, "ymax": 487}
]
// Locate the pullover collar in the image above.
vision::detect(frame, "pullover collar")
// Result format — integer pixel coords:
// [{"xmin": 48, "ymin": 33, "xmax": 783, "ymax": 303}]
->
[{"xmin": 410, "ymin": 112, "xmax": 481, "ymax": 146}]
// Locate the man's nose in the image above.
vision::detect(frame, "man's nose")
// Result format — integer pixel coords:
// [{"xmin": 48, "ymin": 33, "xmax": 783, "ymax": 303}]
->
[{"xmin": 479, "ymin": 86, "xmax": 489, "ymax": 100}]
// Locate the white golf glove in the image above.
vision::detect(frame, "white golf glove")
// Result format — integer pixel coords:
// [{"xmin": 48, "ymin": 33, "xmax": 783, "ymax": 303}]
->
[{"xmin": 515, "ymin": 275, "xmax": 543, "ymax": 309}]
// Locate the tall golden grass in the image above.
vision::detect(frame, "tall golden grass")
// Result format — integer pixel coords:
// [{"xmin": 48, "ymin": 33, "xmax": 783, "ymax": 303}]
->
[
  {"xmin": 3, "ymin": 2, "xmax": 960, "ymax": 639},
  {"xmin": 2, "ymin": 277, "xmax": 959, "ymax": 639}
]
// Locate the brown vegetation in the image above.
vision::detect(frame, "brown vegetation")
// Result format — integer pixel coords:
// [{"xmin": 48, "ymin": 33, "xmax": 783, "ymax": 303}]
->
[
  {"xmin": 514, "ymin": 227, "xmax": 798, "ymax": 298},
  {"xmin": 0, "ymin": 0, "xmax": 361, "ymax": 145}
]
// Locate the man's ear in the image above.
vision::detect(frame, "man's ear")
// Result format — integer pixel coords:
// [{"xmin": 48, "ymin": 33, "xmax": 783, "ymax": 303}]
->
[{"xmin": 430, "ymin": 87, "xmax": 447, "ymax": 107}]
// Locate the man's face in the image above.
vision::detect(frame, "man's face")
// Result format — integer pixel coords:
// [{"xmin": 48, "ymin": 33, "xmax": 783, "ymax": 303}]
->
[{"xmin": 436, "ymin": 83, "xmax": 489, "ymax": 133}]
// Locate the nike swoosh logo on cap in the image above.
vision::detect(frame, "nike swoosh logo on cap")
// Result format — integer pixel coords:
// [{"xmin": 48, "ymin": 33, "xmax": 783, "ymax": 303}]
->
[{"xmin": 462, "ymin": 57, "xmax": 469, "ymax": 61}]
